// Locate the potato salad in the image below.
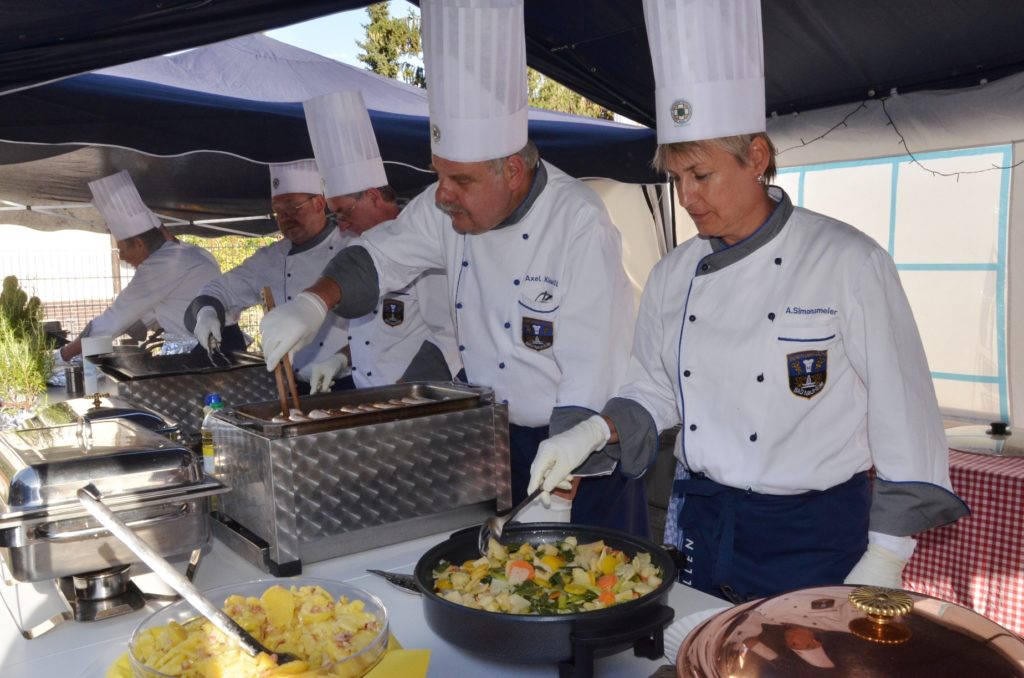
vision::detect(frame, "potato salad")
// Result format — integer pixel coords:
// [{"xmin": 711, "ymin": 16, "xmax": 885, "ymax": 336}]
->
[
  {"xmin": 132, "ymin": 584, "xmax": 383, "ymax": 677},
  {"xmin": 432, "ymin": 537, "xmax": 663, "ymax": 614}
]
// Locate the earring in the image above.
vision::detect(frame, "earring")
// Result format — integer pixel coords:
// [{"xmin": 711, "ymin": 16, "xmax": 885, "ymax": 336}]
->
[{"xmin": 756, "ymin": 174, "xmax": 766, "ymax": 186}]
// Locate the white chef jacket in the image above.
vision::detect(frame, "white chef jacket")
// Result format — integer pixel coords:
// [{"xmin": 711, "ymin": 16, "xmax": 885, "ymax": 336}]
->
[
  {"xmin": 197, "ymin": 228, "xmax": 351, "ymax": 375},
  {"xmin": 348, "ymin": 269, "xmax": 460, "ymax": 388},
  {"xmin": 88, "ymin": 242, "xmax": 221, "ymax": 340},
  {"xmin": 354, "ymin": 161, "xmax": 634, "ymax": 426},
  {"xmin": 618, "ymin": 189, "xmax": 953, "ymax": 495}
]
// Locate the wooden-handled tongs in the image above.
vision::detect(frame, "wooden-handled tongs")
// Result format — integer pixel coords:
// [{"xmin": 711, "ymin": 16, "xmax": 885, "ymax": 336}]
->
[{"xmin": 261, "ymin": 287, "xmax": 303, "ymax": 418}]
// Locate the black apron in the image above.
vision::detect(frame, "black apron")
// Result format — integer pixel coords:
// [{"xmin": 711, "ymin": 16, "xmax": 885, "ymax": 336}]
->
[
  {"xmin": 673, "ymin": 471, "xmax": 869, "ymax": 602},
  {"xmin": 509, "ymin": 424, "xmax": 650, "ymax": 538}
]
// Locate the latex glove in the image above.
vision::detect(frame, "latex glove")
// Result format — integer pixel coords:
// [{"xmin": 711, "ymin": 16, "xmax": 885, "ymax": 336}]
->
[
  {"xmin": 260, "ymin": 291, "xmax": 327, "ymax": 370},
  {"xmin": 309, "ymin": 353, "xmax": 349, "ymax": 394},
  {"xmin": 843, "ymin": 543, "xmax": 910, "ymax": 589},
  {"xmin": 193, "ymin": 306, "xmax": 222, "ymax": 352},
  {"xmin": 527, "ymin": 415, "xmax": 611, "ymax": 507}
]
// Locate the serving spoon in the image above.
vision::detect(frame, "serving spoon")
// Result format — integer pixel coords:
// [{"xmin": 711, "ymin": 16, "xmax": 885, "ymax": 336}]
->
[
  {"xmin": 477, "ymin": 486, "xmax": 544, "ymax": 557},
  {"xmin": 76, "ymin": 484, "xmax": 300, "ymax": 667}
]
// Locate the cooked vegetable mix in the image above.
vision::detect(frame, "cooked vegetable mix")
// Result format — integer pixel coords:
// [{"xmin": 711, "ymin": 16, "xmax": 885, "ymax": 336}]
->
[{"xmin": 432, "ymin": 536, "xmax": 663, "ymax": 614}]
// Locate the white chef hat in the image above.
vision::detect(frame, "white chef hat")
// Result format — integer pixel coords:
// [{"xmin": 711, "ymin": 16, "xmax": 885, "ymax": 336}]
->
[
  {"xmin": 87, "ymin": 170, "xmax": 161, "ymax": 241},
  {"xmin": 303, "ymin": 91, "xmax": 388, "ymax": 198},
  {"xmin": 269, "ymin": 159, "xmax": 323, "ymax": 197},
  {"xmin": 421, "ymin": 0, "xmax": 528, "ymax": 162},
  {"xmin": 642, "ymin": 0, "xmax": 765, "ymax": 143}
]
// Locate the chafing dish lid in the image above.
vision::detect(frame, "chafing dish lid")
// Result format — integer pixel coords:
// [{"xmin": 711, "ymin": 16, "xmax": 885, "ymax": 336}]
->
[
  {"xmin": 946, "ymin": 422, "xmax": 1024, "ymax": 457},
  {"xmin": 677, "ymin": 585, "xmax": 1024, "ymax": 677},
  {"xmin": 18, "ymin": 395, "xmax": 177, "ymax": 433},
  {"xmin": 0, "ymin": 419, "xmax": 198, "ymax": 515}
]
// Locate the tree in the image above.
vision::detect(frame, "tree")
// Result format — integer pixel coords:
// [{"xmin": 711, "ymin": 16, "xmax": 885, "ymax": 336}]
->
[
  {"xmin": 357, "ymin": 3, "xmax": 425, "ymax": 88},
  {"xmin": 356, "ymin": 3, "xmax": 611, "ymax": 120}
]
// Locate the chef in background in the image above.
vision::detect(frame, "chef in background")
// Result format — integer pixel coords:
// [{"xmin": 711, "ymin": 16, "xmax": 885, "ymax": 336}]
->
[
  {"xmin": 260, "ymin": 0, "xmax": 648, "ymax": 534},
  {"xmin": 303, "ymin": 90, "xmax": 461, "ymax": 386},
  {"xmin": 184, "ymin": 160, "xmax": 352, "ymax": 393},
  {"xmin": 529, "ymin": 0, "xmax": 966, "ymax": 600},
  {"xmin": 54, "ymin": 170, "xmax": 224, "ymax": 362}
]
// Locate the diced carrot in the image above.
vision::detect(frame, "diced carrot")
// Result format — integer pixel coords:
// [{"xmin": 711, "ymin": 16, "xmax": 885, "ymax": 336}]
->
[
  {"xmin": 597, "ymin": 574, "xmax": 618, "ymax": 590},
  {"xmin": 598, "ymin": 591, "xmax": 616, "ymax": 605},
  {"xmin": 505, "ymin": 560, "xmax": 536, "ymax": 584}
]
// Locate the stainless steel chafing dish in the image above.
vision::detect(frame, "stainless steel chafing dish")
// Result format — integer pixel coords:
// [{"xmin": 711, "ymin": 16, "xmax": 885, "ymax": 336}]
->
[
  {"xmin": 0, "ymin": 419, "xmax": 226, "ymax": 583},
  {"xmin": 92, "ymin": 350, "xmax": 278, "ymax": 441},
  {"xmin": 18, "ymin": 394, "xmax": 179, "ymax": 438},
  {"xmin": 208, "ymin": 382, "xmax": 511, "ymax": 575}
]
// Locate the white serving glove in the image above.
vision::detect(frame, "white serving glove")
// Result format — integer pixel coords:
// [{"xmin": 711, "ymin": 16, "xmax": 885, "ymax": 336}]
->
[
  {"xmin": 527, "ymin": 415, "xmax": 611, "ymax": 507},
  {"xmin": 309, "ymin": 353, "xmax": 349, "ymax": 394},
  {"xmin": 193, "ymin": 306, "xmax": 222, "ymax": 351},
  {"xmin": 844, "ymin": 533, "xmax": 917, "ymax": 589},
  {"xmin": 260, "ymin": 291, "xmax": 328, "ymax": 371}
]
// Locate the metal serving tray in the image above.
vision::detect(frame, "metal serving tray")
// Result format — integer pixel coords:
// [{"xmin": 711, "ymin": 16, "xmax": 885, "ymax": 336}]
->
[
  {"xmin": 224, "ymin": 382, "xmax": 491, "ymax": 438},
  {"xmin": 18, "ymin": 395, "xmax": 178, "ymax": 437},
  {"xmin": 90, "ymin": 350, "xmax": 266, "ymax": 380},
  {"xmin": 0, "ymin": 420, "xmax": 225, "ymax": 582}
]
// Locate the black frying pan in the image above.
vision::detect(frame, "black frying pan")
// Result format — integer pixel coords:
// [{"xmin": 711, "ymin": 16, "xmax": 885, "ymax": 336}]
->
[{"xmin": 413, "ymin": 523, "xmax": 678, "ymax": 665}]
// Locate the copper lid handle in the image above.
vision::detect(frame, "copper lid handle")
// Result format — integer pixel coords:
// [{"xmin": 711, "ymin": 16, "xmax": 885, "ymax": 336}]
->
[{"xmin": 848, "ymin": 586, "xmax": 914, "ymax": 644}]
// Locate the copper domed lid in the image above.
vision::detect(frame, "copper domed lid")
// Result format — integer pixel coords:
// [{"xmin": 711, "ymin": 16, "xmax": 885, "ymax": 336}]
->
[
  {"xmin": 946, "ymin": 422, "xmax": 1024, "ymax": 457},
  {"xmin": 677, "ymin": 585, "xmax": 1024, "ymax": 677}
]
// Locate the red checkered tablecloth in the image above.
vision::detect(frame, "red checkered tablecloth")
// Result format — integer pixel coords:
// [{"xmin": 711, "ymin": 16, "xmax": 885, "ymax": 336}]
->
[{"xmin": 903, "ymin": 449, "xmax": 1024, "ymax": 635}]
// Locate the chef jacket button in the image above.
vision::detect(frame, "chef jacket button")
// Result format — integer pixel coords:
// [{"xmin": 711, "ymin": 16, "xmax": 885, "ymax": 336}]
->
[
  {"xmin": 456, "ymin": 302, "xmax": 463, "ymax": 309},
  {"xmin": 756, "ymin": 373, "xmax": 764, "ymax": 382},
  {"xmin": 347, "ymin": 336, "xmax": 352, "ymax": 341},
  {"xmin": 367, "ymin": 371, "xmax": 373, "ymax": 377},
  {"xmin": 459, "ymin": 345, "xmax": 465, "ymax": 351},
  {"xmin": 749, "ymin": 433, "xmax": 758, "ymax": 442},
  {"xmin": 462, "ymin": 260, "xmax": 469, "ymax": 267},
  {"xmin": 286, "ymin": 273, "xmax": 291, "ymax": 277},
  {"xmin": 513, "ymin": 279, "xmax": 520, "ymax": 286},
  {"xmin": 683, "ymin": 370, "xmax": 691, "ymax": 377},
  {"xmin": 504, "ymin": 322, "xmax": 511, "ymax": 329},
  {"xmin": 522, "ymin": 233, "xmax": 529, "ymax": 240},
  {"xmin": 319, "ymin": 341, "xmax": 324, "ymax": 347},
  {"xmin": 502, "ymin": 399, "xmax": 509, "ymax": 405},
  {"xmin": 774, "ymin": 257, "xmax": 782, "ymax": 265},
  {"xmin": 372, "ymin": 310, "xmax": 377, "ymax": 315},
  {"xmin": 329, "ymin": 246, "xmax": 334, "ymax": 250},
  {"xmin": 364, "ymin": 340, "xmax": 370, "ymax": 345},
  {"xmin": 688, "ymin": 314, "xmax": 696, "ymax": 322},
  {"xmin": 701, "ymin": 263, "xmax": 709, "ymax": 272},
  {"xmin": 287, "ymin": 296, "xmax": 292, "ymax": 300},
  {"xmin": 689, "ymin": 424, "xmax": 697, "ymax": 431},
  {"xmin": 768, "ymin": 312, "xmax": 775, "ymax": 321},
  {"xmin": 499, "ymin": 362, "xmax": 506, "ymax": 369}
]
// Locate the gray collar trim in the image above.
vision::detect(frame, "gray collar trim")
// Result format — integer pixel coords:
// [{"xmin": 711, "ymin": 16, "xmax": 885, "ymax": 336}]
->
[
  {"xmin": 493, "ymin": 160, "xmax": 548, "ymax": 230},
  {"xmin": 288, "ymin": 220, "xmax": 331, "ymax": 256},
  {"xmin": 698, "ymin": 187, "xmax": 793, "ymax": 275}
]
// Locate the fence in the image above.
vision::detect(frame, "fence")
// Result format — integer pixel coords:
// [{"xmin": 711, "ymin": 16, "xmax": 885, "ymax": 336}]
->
[{"xmin": 1, "ymin": 235, "xmax": 278, "ymax": 345}]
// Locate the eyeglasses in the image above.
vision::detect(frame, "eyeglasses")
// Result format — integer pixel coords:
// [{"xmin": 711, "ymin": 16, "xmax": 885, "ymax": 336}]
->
[
  {"xmin": 331, "ymin": 194, "xmax": 363, "ymax": 222},
  {"xmin": 271, "ymin": 196, "xmax": 316, "ymax": 220}
]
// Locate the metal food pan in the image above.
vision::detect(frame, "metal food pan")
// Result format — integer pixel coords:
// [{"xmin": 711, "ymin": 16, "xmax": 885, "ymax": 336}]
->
[
  {"xmin": 92, "ymin": 350, "xmax": 266, "ymax": 380},
  {"xmin": 224, "ymin": 382, "xmax": 492, "ymax": 438}
]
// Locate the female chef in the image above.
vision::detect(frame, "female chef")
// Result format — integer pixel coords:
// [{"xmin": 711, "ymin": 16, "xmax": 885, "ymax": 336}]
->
[{"xmin": 529, "ymin": 0, "xmax": 967, "ymax": 601}]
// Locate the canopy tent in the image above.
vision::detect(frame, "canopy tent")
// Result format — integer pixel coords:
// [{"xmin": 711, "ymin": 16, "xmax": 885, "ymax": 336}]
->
[{"xmin": 0, "ymin": 35, "xmax": 658, "ymax": 236}]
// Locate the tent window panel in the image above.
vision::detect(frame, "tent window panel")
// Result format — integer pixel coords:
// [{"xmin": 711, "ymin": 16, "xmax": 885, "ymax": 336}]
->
[
  {"xmin": 893, "ymin": 150, "xmax": 1007, "ymax": 264},
  {"xmin": 800, "ymin": 164, "xmax": 893, "ymax": 251},
  {"xmin": 899, "ymin": 269, "xmax": 1001, "ymax": 380},
  {"xmin": 933, "ymin": 379, "xmax": 1002, "ymax": 422},
  {"xmin": 774, "ymin": 172, "xmax": 801, "ymax": 205}
]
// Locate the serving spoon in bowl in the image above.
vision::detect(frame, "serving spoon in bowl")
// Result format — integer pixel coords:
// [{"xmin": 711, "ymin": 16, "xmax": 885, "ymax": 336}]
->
[
  {"xmin": 477, "ymin": 486, "xmax": 544, "ymax": 557},
  {"xmin": 77, "ymin": 484, "xmax": 300, "ymax": 667}
]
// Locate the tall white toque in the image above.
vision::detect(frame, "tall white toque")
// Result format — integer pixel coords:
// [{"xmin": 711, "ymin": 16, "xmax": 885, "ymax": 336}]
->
[
  {"xmin": 642, "ymin": 0, "xmax": 765, "ymax": 143},
  {"xmin": 421, "ymin": 0, "xmax": 528, "ymax": 162},
  {"xmin": 87, "ymin": 170, "xmax": 161, "ymax": 241},
  {"xmin": 303, "ymin": 90, "xmax": 388, "ymax": 198},
  {"xmin": 269, "ymin": 159, "xmax": 323, "ymax": 197}
]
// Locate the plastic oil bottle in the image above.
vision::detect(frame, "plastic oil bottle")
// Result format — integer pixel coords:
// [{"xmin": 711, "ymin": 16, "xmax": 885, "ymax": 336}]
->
[{"xmin": 200, "ymin": 393, "xmax": 224, "ymax": 476}]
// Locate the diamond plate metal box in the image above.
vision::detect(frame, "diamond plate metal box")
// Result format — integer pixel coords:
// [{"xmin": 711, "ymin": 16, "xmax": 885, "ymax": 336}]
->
[{"xmin": 207, "ymin": 384, "xmax": 511, "ymax": 574}]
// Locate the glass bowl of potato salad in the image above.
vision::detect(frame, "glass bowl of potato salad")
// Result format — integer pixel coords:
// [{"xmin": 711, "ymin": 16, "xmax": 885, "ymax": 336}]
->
[{"xmin": 128, "ymin": 578, "xmax": 388, "ymax": 678}]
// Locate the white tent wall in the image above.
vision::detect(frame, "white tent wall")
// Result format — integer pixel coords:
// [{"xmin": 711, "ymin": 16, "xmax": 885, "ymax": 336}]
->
[{"xmin": 766, "ymin": 72, "xmax": 1024, "ymax": 426}]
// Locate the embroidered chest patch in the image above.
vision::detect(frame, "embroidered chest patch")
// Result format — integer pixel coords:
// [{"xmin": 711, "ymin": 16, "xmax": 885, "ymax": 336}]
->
[
  {"xmin": 787, "ymin": 350, "xmax": 828, "ymax": 398},
  {"xmin": 522, "ymin": 317, "xmax": 554, "ymax": 351},
  {"xmin": 382, "ymin": 298, "xmax": 404, "ymax": 327}
]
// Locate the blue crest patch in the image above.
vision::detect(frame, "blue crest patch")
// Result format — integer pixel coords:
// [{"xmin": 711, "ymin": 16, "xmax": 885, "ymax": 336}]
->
[
  {"xmin": 382, "ymin": 298, "xmax": 404, "ymax": 327},
  {"xmin": 787, "ymin": 350, "xmax": 828, "ymax": 398},
  {"xmin": 522, "ymin": 317, "xmax": 554, "ymax": 351}
]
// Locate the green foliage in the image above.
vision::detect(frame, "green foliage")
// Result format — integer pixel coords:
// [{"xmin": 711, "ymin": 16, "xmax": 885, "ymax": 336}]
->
[
  {"xmin": 0, "ymin": 276, "xmax": 52, "ymax": 409},
  {"xmin": 357, "ymin": 2, "xmax": 425, "ymax": 87},
  {"xmin": 355, "ymin": 3, "xmax": 609, "ymax": 119}
]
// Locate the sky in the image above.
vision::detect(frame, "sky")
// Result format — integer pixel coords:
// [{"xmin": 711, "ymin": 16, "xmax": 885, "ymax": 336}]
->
[{"xmin": 265, "ymin": 2, "xmax": 418, "ymax": 67}]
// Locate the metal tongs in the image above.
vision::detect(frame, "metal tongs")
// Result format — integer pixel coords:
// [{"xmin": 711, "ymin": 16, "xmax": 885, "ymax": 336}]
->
[{"xmin": 206, "ymin": 334, "xmax": 231, "ymax": 368}]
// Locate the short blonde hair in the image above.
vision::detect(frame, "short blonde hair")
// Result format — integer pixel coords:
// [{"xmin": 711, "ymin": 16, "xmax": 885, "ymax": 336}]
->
[{"xmin": 653, "ymin": 132, "xmax": 777, "ymax": 185}]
